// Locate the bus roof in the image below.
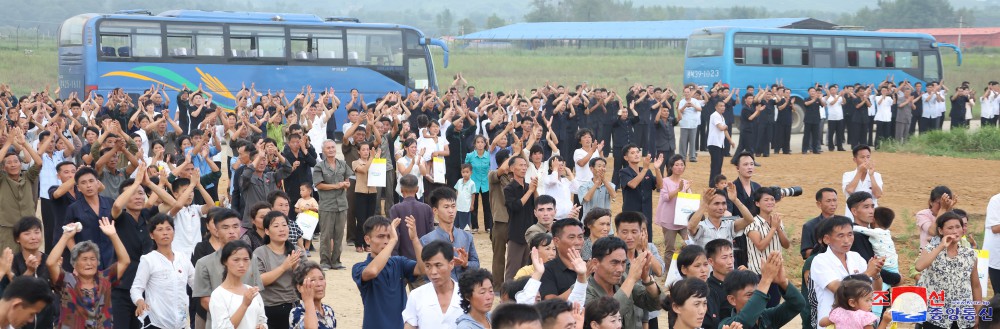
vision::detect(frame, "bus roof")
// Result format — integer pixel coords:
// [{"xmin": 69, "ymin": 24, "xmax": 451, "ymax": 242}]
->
[
  {"xmin": 82, "ymin": 10, "xmax": 422, "ymax": 33},
  {"xmin": 691, "ymin": 26, "xmax": 935, "ymax": 40}
]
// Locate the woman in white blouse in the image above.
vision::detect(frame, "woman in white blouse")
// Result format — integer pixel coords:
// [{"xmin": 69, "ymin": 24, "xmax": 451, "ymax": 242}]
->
[
  {"xmin": 210, "ymin": 240, "xmax": 268, "ymax": 329},
  {"xmin": 543, "ymin": 155, "xmax": 578, "ymax": 219},
  {"xmin": 131, "ymin": 214, "xmax": 196, "ymax": 329},
  {"xmin": 395, "ymin": 138, "xmax": 427, "ymax": 199}
]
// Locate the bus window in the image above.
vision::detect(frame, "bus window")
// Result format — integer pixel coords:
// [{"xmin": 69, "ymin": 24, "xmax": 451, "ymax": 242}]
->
[
  {"xmin": 782, "ymin": 48, "xmax": 809, "ymax": 66},
  {"xmin": 408, "ymin": 57, "xmax": 429, "ymax": 90},
  {"xmin": 405, "ymin": 30, "xmax": 423, "ymax": 51},
  {"xmin": 812, "ymin": 37, "xmax": 832, "ymax": 49},
  {"xmin": 884, "ymin": 39, "xmax": 918, "ymax": 50},
  {"xmin": 887, "ymin": 51, "xmax": 917, "ymax": 68},
  {"xmin": 99, "ymin": 21, "xmax": 161, "ymax": 58},
  {"xmin": 290, "ymin": 28, "xmax": 345, "ymax": 60},
  {"xmin": 167, "ymin": 25, "xmax": 224, "ymax": 57},
  {"xmin": 230, "ymin": 25, "xmax": 286, "ymax": 58},
  {"xmin": 744, "ymin": 47, "xmax": 764, "ymax": 65},
  {"xmin": 60, "ymin": 15, "xmax": 90, "ymax": 46},
  {"xmin": 848, "ymin": 50, "xmax": 880, "ymax": 68},
  {"xmin": 686, "ymin": 34, "xmax": 722, "ymax": 57},
  {"xmin": 923, "ymin": 53, "xmax": 940, "ymax": 82},
  {"xmin": 347, "ymin": 29, "xmax": 403, "ymax": 66}
]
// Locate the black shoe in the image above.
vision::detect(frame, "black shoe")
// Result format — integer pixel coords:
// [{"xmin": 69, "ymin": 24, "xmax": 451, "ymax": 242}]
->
[
  {"xmin": 837, "ymin": 147, "xmax": 846, "ymax": 151},
  {"xmin": 332, "ymin": 265, "xmax": 346, "ymax": 270},
  {"xmin": 754, "ymin": 162, "xmax": 762, "ymax": 167},
  {"xmin": 762, "ymin": 154, "xmax": 770, "ymax": 157},
  {"xmin": 724, "ymin": 153, "xmax": 732, "ymax": 157},
  {"xmin": 689, "ymin": 158, "xmax": 698, "ymax": 163}
]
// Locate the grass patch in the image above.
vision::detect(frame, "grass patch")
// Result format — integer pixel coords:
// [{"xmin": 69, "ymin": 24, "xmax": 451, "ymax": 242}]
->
[{"xmin": 881, "ymin": 126, "xmax": 1000, "ymax": 160}]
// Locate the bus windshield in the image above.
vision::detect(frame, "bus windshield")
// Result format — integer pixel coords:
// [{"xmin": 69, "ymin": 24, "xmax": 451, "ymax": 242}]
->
[
  {"xmin": 59, "ymin": 15, "xmax": 92, "ymax": 46},
  {"xmin": 687, "ymin": 34, "xmax": 724, "ymax": 58}
]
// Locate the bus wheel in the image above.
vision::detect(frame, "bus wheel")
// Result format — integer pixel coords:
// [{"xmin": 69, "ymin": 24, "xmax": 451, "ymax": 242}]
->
[{"xmin": 791, "ymin": 103, "xmax": 805, "ymax": 134}]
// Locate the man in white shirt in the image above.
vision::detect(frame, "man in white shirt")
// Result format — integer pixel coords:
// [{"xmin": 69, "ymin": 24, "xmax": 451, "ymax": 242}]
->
[
  {"xmin": 920, "ymin": 83, "xmax": 944, "ymax": 133},
  {"xmin": 825, "ymin": 85, "xmax": 846, "ymax": 152},
  {"xmin": 982, "ymin": 193, "xmax": 1000, "ymax": 294},
  {"xmin": 873, "ymin": 86, "xmax": 894, "ymax": 147},
  {"xmin": 402, "ymin": 240, "xmax": 463, "ymax": 329},
  {"xmin": 808, "ymin": 216, "xmax": 883, "ymax": 327},
  {"xmin": 841, "ymin": 145, "xmax": 883, "ymax": 220}
]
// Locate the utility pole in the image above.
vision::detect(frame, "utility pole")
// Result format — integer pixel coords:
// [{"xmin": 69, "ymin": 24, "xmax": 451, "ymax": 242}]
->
[{"xmin": 957, "ymin": 15, "xmax": 963, "ymax": 50}]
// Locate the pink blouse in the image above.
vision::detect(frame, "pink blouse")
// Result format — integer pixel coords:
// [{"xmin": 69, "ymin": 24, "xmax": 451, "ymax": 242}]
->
[{"xmin": 654, "ymin": 177, "xmax": 690, "ymax": 230}]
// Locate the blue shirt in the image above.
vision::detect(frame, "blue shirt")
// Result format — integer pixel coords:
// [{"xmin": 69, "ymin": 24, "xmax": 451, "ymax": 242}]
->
[
  {"xmin": 465, "ymin": 150, "xmax": 490, "ymax": 193},
  {"xmin": 419, "ymin": 227, "xmax": 480, "ymax": 281},
  {"xmin": 289, "ymin": 301, "xmax": 337, "ymax": 329},
  {"xmin": 65, "ymin": 196, "xmax": 115, "ymax": 269},
  {"xmin": 184, "ymin": 145, "xmax": 220, "ymax": 189},
  {"xmin": 352, "ymin": 255, "xmax": 417, "ymax": 329}
]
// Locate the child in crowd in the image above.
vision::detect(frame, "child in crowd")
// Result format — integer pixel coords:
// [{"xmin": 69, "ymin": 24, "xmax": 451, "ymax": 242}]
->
[
  {"xmin": 295, "ymin": 182, "xmax": 320, "ymax": 253},
  {"xmin": 820, "ymin": 280, "xmax": 879, "ymax": 329},
  {"xmin": 953, "ymin": 209, "xmax": 978, "ymax": 249},
  {"xmin": 853, "ymin": 207, "xmax": 899, "ymax": 274},
  {"xmin": 454, "ymin": 164, "xmax": 476, "ymax": 232}
]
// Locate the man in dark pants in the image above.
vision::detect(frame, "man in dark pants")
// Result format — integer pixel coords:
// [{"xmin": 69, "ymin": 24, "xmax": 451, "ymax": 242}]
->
[
  {"xmin": 713, "ymin": 86, "xmax": 738, "ymax": 156},
  {"xmin": 910, "ymin": 82, "xmax": 924, "ymax": 135},
  {"xmin": 849, "ymin": 87, "xmax": 872, "ymax": 149},
  {"xmin": 801, "ymin": 87, "xmax": 823, "ymax": 154},
  {"xmin": 700, "ymin": 85, "xmax": 720, "ymax": 152},
  {"xmin": 611, "ymin": 106, "xmax": 639, "ymax": 188},
  {"xmin": 773, "ymin": 89, "xmax": 794, "ymax": 155},
  {"xmin": 825, "ymin": 85, "xmax": 846, "ymax": 151},
  {"xmin": 633, "ymin": 89, "xmax": 655, "ymax": 153},
  {"xmin": 734, "ymin": 90, "xmax": 760, "ymax": 158},
  {"xmin": 754, "ymin": 89, "xmax": 775, "ymax": 157}
]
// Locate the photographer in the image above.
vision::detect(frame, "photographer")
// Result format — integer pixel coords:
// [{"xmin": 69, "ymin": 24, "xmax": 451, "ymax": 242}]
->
[{"xmin": 727, "ymin": 152, "xmax": 760, "ymax": 268}]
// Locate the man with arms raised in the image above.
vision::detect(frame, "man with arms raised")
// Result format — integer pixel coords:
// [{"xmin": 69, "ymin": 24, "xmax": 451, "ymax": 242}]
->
[{"xmin": 585, "ymin": 236, "xmax": 660, "ymax": 329}]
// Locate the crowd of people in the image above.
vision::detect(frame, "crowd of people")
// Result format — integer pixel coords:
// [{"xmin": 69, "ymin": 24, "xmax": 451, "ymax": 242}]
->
[{"xmin": 0, "ymin": 74, "xmax": 995, "ymax": 329}]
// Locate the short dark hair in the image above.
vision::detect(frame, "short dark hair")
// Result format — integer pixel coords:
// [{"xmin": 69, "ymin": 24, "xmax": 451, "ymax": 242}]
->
[
  {"xmin": 535, "ymin": 299, "xmax": 573, "ymax": 327},
  {"xmin": 500, "ymin": 277, "xmax": 529, "ymax": 301},
  {"xmin": 935, "ymin": 211, "xmax": 964, "ymax": 235},
  {"xmin": 292, "ymin": 261, "xmax": 324, "ymax": 299},
  {"xmin": 846, "ymin": 191, "xmax": 873, "ymax": 210},
  {"xmin": 613, "ymin": 211, "xmax": 645, "ymax": 229},
  {"xmin": 421, "ymin": 240, "xmax": 455, "ymax": 262},
  {"xmin": 731, "ymin": 151, "xmax": 755, "ymax": 166},
  {"xmin": 74, "ymin": 166, "xmax": 98, "ymax": 184},
  {"xmin": 676, "ymin": 245, "xmax": 707, "ymax": 278},
  {"xmin": 712, "ymin": 174, "xmax": 728, "ymax": 186},
  {"xmin": 458, "ymin": 268, "xmax": 493, "ymax": 313},
  {"xmin": 363, "ymin": 216, "xmax": 391, "ymax": 236},
  {"xmin": 219, "ymin": 240, "xmax": 252, "ymax": 277},
  {"xmin": 491, "ymin": 303, "xmax": 541, "ymax": 329},
  {"xmin": 55, "ymin": 161, "xmax": 76, "ymax": 173},
  {"xmin": 663, "ymin": 277, "xmax": 709, "ymax": 313},
  {"xmin": 666, "ymin": 154, "xmax": 685, "ymax": 176},
  {"xmin": 146, "ymin": 213, "xmax": 175, "ymax": 232},
  {"xmin": 705, "ymin": 239, "xmax": 733, "ymax": 259},
  {"xmin": 929, "ymin": 185, "xmax": 953, "ymax": 204},
  {"xmin": 12, "ymin": 216, "xmax": 42, "ymax": 242},
  {"xmin": 267, "ymin": 190, "xmax": 289, "ymax": 206},
  {"xmin": 590, "ymin": 237, "xmax": 627, "ymax": 261},
  {"xmin": 529, "ymin": 233, "xmax": 552, "ymax": 249},
  {"xmin": 815, "ymin": 187, "xmax": 837, "ymax": 201},
  {"xmin": 550, "ymin": 218, "xmax": 583, "ymax": 239},
  {"xmin": 723, "ymin": 270, "xmax": 761, "ymax": 295},
  {"xmin": 494, "ymin": 149, "xmax": 511, "ymax": 167},
  {"xmin": 535, "ymin": 195, "xmax": 556, "ymax": 209},
  {"xmin": 582, "ymin": 207, "xmax": 612, "ymax": 233},
  {"xmin": 622, "ymin": 144, "xmax": 639, "ymax": 156},
  {"xmin": 753, "ymin": 187, "xmax": 776, "ymax": 203},
  {"xmin": 212, "ymin": 209, "xmax": 242, "ymax": 225},
  {"xmin": 874, "ymin": 207, "xmax": 895, "ymax": 229},
  {"xmin": 584, "ymin": 297, "xmax": 620, "ymax": 328},
  {"xmin": 172, "ymin": 178, "xmax": 192, "ymax": 194},
  {"xmin": 2, "ymin": 276, "xmax": 54, "ymax": 305},
  {"xmin": 428, "ymin": 187, "xmax": 457, "ymax": 208},
  {"xmin": 852, "ymin": 144, "xmax": 872, "ymax": 157},
  {"xmin": 575, "ymin": 128, "xmax": 593, "ymax": 144},
  {"xmin": 588, "ymin": 157, "xmax": 606, "ymax": 168},
  {"xmin": 816, "ymin": 216, "xmax": 855, "ymax": 252}
]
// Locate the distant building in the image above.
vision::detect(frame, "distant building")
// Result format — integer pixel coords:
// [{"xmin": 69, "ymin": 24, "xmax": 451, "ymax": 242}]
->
[
  {"xmin": 456, "ymin": 18, "xmax": 836, "ymax": 49},
  {"xmin": 879, "ymin": 27, "xmax": 1000, "ymax": 48}
]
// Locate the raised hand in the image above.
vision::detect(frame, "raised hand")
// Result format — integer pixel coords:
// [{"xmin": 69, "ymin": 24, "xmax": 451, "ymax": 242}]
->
[
  {"xmin": 98, "ymin": 217, "xmax": 117, "ymax": 237},
  {"xmin": 242, "ymin": 287, "xmax": 259, "ymax": 307},
  {"xmin": 702, "ymin": 188, "xmax": 717, "ymax": 208},
  {"xmin": 454, "ymin": 248, "xmax": 469, "ymax": 268},
  {"xmin": 282, "ymin": 250, "xmax": 302, "ymax": 271},
  {"xmin": 721, "ymin": 323, "xmax": 744, "ymax": 329},
  {"xmin": 0, "ymin": 248, "xmax": 12, "ymax": 277},
  {"xmin": 299, "ymin": 276, "xmax": 318, "ymax": 301},
  {"xmin": 653, "ymin": 153, "xmax": 664, "ymax": 169},
  {"xmin": 389, "ymin": 217, "xmax": 401, "ymax": 242},
  {"xmin": 567, "ymin": 248, "xmax": 587, "ymax": 275},
  {"xmin": 530, "ymin": 247, "xmax": 546, "ymax": 275}
]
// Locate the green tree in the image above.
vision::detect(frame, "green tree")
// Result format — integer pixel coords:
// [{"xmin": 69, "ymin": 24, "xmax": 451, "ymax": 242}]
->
[
  {"xmin": 457, "ymin": 18, "xmax": 476, "ymax": 35},
  {"xmin": 844, "ymin": 0, "xmax": 974, "ymax": 29},
  {"xmin": 525, "ymin": 0, "xmax": 563, "ymax": 22},
  {"xmin": 436, "ymin": 9, "xmax": 454, "ymax": 35},
  {"xmin": 486, "ymin": 14, "xmax": 507, "ymax": 29}
]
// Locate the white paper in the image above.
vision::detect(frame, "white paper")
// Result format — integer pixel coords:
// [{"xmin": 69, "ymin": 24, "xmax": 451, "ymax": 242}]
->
[
  {"xmin": 673, "ymin": 192, "xmax": 702, "ymax": 226},
  {"xmin": 368, "ymin": 158, "xmax": 387, "ymax": 187},
  {"xmin": 433, "ymin": 156, "xmax": 446, "ymax": 184}
]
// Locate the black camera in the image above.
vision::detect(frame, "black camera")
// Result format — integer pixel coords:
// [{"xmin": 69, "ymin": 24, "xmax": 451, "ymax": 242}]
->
[{"xmin": 765, "ymin": 186, "xmax": 803, "ymax": 202}]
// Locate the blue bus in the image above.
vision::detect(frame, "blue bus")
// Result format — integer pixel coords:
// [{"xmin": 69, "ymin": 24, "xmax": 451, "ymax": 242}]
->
[
  {"xmin": 683, "ymin": 27, "xmax": 960, "ymax": 131},
  {"xmin": 57, "ymin": 10, "xmax": 449, "ymax": 126}
]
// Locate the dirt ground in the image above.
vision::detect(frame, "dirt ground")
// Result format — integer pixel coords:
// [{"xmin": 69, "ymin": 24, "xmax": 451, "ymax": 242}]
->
[{"xmin": 312, "ymin": 147, "xmax": 1000, "ymax": 328}]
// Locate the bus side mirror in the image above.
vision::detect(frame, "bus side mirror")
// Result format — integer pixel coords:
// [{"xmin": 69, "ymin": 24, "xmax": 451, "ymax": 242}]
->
[{"xmin": 934, "ymin": 42, "xmax": 963, "ymax": 66}]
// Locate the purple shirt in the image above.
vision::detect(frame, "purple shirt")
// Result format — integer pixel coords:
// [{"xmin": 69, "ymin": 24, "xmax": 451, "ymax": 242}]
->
[{"xmin": 389, "ymin": 197, "xmax": 435, "ymax": 260}]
